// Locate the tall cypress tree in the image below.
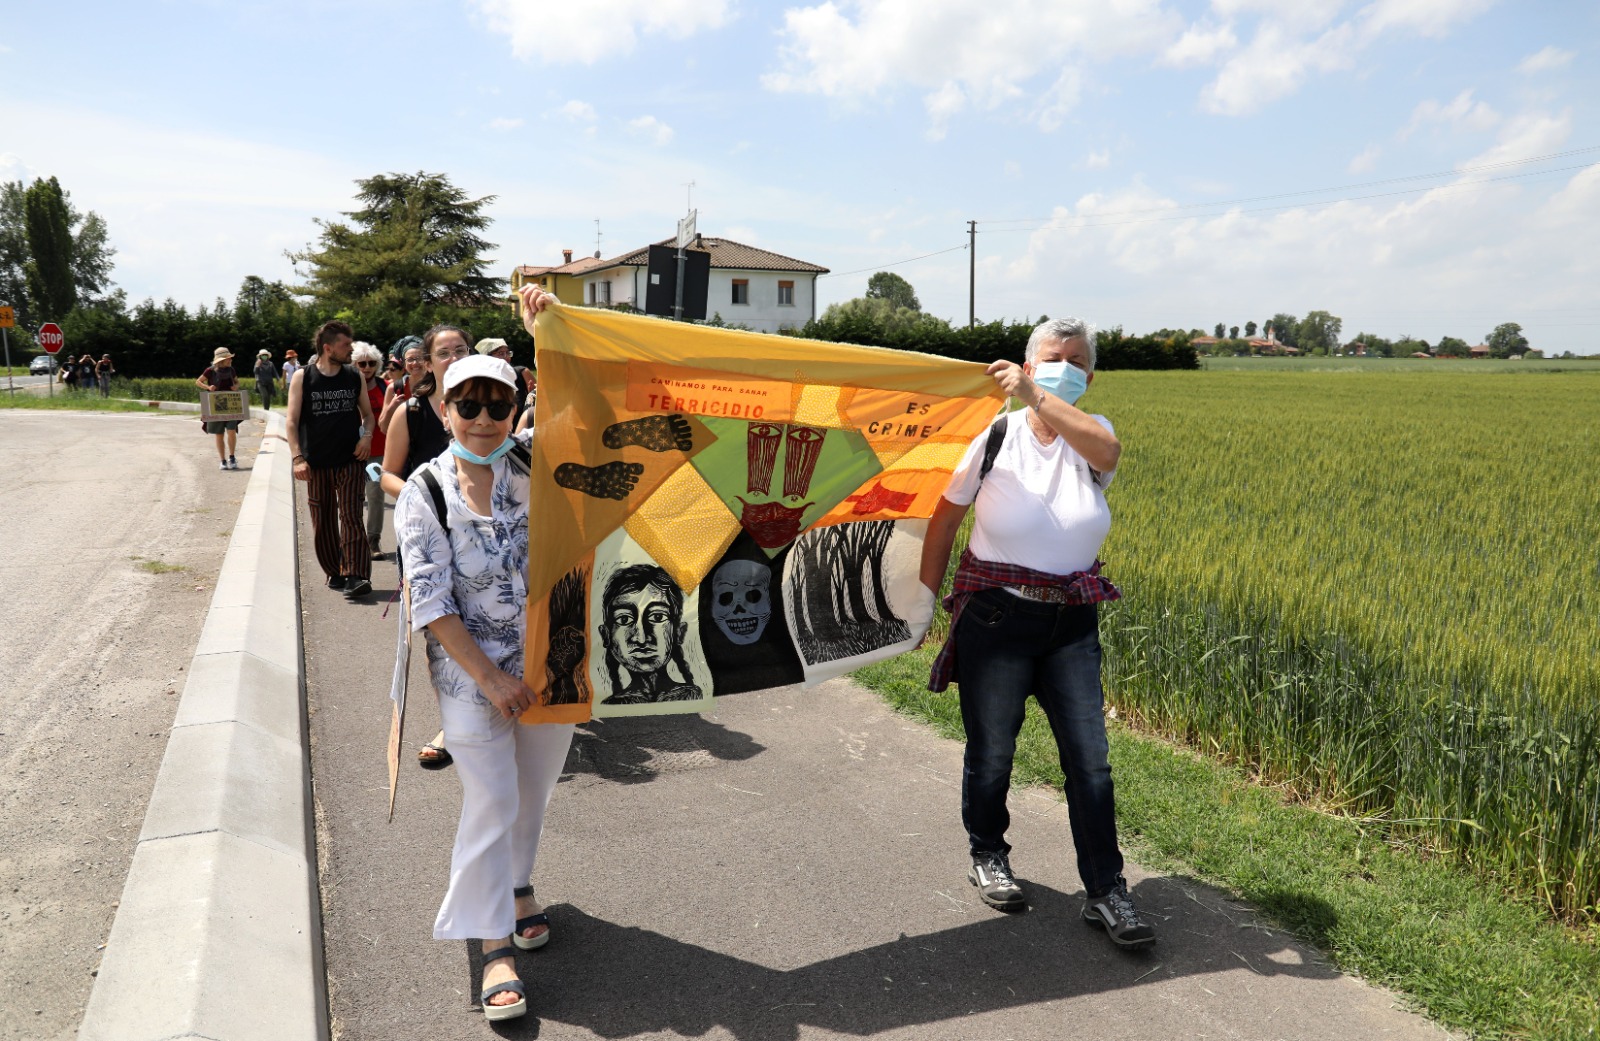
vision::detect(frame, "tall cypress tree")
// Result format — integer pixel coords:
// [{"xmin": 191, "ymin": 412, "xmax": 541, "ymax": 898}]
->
[{"xmin": 23, "ymin": 176, "xmax": 76, "ymax": 321}]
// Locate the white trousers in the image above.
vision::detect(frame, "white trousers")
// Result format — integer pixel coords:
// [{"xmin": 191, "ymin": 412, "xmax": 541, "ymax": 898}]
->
[{"xmin": 433, "ymin": 693, "xmax": 575, "ymax": 941}]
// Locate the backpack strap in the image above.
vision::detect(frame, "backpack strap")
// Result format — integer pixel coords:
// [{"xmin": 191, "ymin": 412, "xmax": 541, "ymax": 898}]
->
[
  {"xmin": 507, "ymin": 440, "xmax": 532, "ymax": 476},
  {"xmin": 415, "ymin": 465, "xmax": 448, "ymax": 529},
  {"xmin": 977, "ymin": 412, "xmax": 1008, "ymax": 486}
]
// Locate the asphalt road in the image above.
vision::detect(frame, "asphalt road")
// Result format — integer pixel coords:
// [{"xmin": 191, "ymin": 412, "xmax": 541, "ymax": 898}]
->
[
  {"xmin": 304, "ymin": 496, "xmax": 1453, "ymax": 1040},
  {"xmin": 0, "ymin": 409, "xmax": 269, "ymax": 1041}
]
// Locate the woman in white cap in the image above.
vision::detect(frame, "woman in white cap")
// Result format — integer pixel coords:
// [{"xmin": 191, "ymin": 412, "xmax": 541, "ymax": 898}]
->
[
  {"xmin": 254, "ymin": 349, "xmax": 279, "ymax": 411},
  {"xmin": 195, "ymin": 347, "xmax": 243, "ymax": 470},
  {"xmin": 393, "ymin": 353, "xmax": 574, "ymax": 1022}
]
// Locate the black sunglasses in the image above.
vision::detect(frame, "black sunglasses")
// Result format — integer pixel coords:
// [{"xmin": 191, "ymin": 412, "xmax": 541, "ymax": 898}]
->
[
  {"xmin": 356, "ymin": 361, "xmax": 378, "ymax": 368},
  {"xmin": 452, "ymin": 398, "xmax": 515, "ymax": 421}
]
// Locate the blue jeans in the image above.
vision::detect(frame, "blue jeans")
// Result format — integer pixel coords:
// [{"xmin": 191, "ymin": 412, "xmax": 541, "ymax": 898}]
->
[{"xmin": 954, "ymin": 588, "xmax": 1124, "ymax": 896}]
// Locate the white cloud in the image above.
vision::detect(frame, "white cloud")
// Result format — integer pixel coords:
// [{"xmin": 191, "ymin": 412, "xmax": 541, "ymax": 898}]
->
[
  {"xmin": 763, "ymin": 0, "xmax": 1180, "ymax": 133},
  {"xmin": 1199, "ymin": 0, "xmax": 1493, "ymax": 116},
  {"xmin": 1401, "ymin": 89, "xmax": 1500, "ymax": 138},
  {"xmin": 473, "ymin": 0, "xmax": 732, "ymax": 64},
  {"xmin": 983, "ymin": 151, "xmax": 1600, "ymax": 354},
  {"xmin": 3, "ymin": 102, "xmax": 359, "ymax": 308},
  {"xmin": 560, "ymin": 100, "xmax": 597, "ymax": 122},
  {"xmin": 1455, "ymin": 108, "xmax": 1570, "ymax": 171},
  {"xmin": 1161, "ymin": 21, "xmax": 1237, "ymax": 67},
  {"xmin": 1517, "ymin": 46, "xmax": 1574, "ymax": 75},
  {"xmin": 1032, "ymin": 68, "xmax": 1083, "ymax": 134},
  {"xmin": 1084, "ymin": 149, "xmax": 1112, "ymax": 169},
  {"xmin": 1348, "ymin": 144, "xmax": 1381, "ymax": 173},
  {"xmin": 0, "ymin": 152, "xmax": 41, "ymax": 183},
  {"xmin": 626, "ymin": 115, "xmax": 674, "ymax": 146},
  {"xmin": 487, "ymin": 117, "xmax": 524, "ymax": 131}
]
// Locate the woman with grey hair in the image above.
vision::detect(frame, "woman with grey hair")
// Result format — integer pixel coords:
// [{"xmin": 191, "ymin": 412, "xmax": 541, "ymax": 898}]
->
[
  {"xmin": 919, "ymin": 314, "xmax": 1155, "ymax": 948},
  {"xmin": 352, "ymin": 342, "xmax": 390, "ymax": 557}
]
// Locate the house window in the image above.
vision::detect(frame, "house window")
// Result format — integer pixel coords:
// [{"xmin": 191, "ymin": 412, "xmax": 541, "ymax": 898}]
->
[
  {"xmin": 731, "ymin": 279, "xmax": 750, "ymax": 305},
  {"xmin": 778, "ymin": 280, "xmax": 795, "ymax": 306},
  {"xmin": 599, "ymin": 280, "xmax": 612, "ymax": 305},
  {"xmin": 588, "ymin": 283, "xmax": 596, "ymax": 305}
]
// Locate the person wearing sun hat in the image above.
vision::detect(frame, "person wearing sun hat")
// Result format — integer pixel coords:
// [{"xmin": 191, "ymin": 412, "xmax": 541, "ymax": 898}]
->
[
  {"xmin": 281, "ymin": 349, "xmax": 301, "ymax": 389},
  {"xmin": 195, "ymin": 347, "xmax": 244, "ymax": 470},
  {"xmin": 254, "ymin": 349, "xmax": 279, "ymax": 411},
  {"xmin": 393, "ymin": 352, "xmax": 572, "ymax": 1022}
]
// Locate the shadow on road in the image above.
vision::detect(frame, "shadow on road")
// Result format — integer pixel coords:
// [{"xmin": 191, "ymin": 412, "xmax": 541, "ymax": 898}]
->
[
  {"xmin": 563, "ymin": 715, "xmax": 767, "ymax": 785},
  {"xmin": 462, "ymin": 878, "xmax": 1339, "ymax": 1040}
]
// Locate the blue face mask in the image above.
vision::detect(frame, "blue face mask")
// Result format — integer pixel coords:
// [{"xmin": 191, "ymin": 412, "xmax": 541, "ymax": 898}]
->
[
  {"xmin": 449, "ymin": 437, "xmax": 515, "ymax": 466},
  {"xmin": 1031, "ymin": 361, "xmax": 1089, "ymax": 406}
]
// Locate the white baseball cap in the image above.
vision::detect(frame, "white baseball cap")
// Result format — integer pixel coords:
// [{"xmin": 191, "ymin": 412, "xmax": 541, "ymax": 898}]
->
[{"xmin": 441, "ymin": 354, "xmax": 518, "ymax": 395}]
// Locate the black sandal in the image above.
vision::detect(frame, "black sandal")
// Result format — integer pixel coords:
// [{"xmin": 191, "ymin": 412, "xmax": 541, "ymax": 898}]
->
[
  {"xmin": 479, "ymin": 945, "xmax": 526, "ymax": 1021},
  {"xmin": 513, "ymin": 885, "xmax": 551, "ymax": 950},
  {"xmin": 417, "ymin": 739, "xmax": 453, "ymax": 771}
]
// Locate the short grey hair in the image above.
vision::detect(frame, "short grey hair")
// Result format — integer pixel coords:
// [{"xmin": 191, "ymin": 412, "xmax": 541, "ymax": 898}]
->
[
  {"xmin": 1025, "ymin": 317, "xmax": 1097, "ymax": 370},
  {"xmin": 351, "ymin": 341, "xmax": 382, "ymax": 364}
]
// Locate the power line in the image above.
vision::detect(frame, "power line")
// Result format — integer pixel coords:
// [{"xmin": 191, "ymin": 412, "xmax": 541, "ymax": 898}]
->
[
  {"xmin": 817, "ymin": 243, "xmax": 967, "ymax": 280},
  {"xmin": 974, "ymin": 144, "xmax": 1600, "ymax": 226}
]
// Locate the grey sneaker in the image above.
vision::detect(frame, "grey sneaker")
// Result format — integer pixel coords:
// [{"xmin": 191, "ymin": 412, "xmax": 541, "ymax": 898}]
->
[
  {"xmin": 968, "ymin": 852, "xmax": 1025, "ymax": 910},
  {"xmin": 1082, "ymin": 877, "xmax": 1156, "ymax": 947}
]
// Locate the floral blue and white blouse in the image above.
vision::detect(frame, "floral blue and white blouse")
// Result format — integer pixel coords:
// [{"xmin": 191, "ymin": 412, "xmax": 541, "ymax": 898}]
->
[{"xmin": 394, "ymin": 431, "xmax": 533, "ymax": 705}]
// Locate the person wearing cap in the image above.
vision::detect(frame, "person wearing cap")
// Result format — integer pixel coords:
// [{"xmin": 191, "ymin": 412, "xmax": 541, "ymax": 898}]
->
[
  {"xmin": 473, "ymin": 336, "xmax": 511, "ymax": 362},
  {"xmin": 254, "ymin": 349, "xmax": 279, "ymax": 411},
  {"xmin": 394, "ymin": 353, "xmax": 574, "ymax": 1023},
  {"xmin": 286, "ymin": 320, "xmax": 377, "ymax": 598},
  {"xmin": 195, "ymin": 347, "xmax": 244, "ymax": 470},
  {"xmin": 281, "ymin": 349, "xmax": 301, "ymax": 389}
]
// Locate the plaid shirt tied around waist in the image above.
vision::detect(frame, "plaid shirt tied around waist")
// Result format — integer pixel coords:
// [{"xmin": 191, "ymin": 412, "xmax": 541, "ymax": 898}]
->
[{"xmin": 927, "ymin": 549, "xmax": 1121, "ymax": 692}]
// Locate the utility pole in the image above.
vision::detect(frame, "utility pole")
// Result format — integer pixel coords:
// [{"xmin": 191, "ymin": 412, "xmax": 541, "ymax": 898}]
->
[{"xmin": 968, "ymin": 220, "xmax": 977, "ymax": 328}]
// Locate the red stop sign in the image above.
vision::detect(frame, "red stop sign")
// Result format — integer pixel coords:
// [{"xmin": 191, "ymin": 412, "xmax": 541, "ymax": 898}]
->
[{"xmin": 38, "ymin": 323, "xmax": 64, "ymax": 354}]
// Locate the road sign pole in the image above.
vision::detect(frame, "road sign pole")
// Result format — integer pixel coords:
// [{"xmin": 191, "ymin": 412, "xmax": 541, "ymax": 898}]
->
[{"xmin": 0, "ymin": 304, "xmax": 12, "ymax": 395}]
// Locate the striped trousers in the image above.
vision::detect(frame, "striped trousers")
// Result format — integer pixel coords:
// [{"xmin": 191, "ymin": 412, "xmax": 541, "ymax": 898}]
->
[{"xmin": 306, "ymin": 462, "xmax": 370, "ymax": 582}]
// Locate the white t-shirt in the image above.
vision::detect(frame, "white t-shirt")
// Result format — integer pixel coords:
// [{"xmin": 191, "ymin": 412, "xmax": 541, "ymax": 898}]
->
[{"xmin": 942, "ymin": 411, "xmax": 1116, "ymax": 576}]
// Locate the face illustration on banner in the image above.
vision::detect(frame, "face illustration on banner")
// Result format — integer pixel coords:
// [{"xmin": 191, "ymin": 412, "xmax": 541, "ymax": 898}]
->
[
  {"xmin": 598, "ymin": 564, "xmax": 702, "ymax": 704},
  {"xmin": 711, "ymin": 559, "xmax": 772, "ymax": 645}
]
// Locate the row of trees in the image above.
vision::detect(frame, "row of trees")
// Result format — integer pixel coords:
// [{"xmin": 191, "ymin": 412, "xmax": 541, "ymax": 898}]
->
[
  {"xmin": 59, "ymin": 282, "xmax": 533, "ymax": 377},
  {"xmin": 21, "ymin": 171, "xmax": 524, "ymax": 375},
  {"xmin": 1200, "ymin": 313, "xmax": 1539, "ymax": 359},
  {"xmin": 794, "ymin": 272, "xmax": 1197, "ymax": 369}
]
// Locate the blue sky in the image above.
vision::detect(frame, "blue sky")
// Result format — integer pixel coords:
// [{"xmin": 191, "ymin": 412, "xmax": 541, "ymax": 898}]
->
[{"xmin": 4, "ymin": 0, "xmax": 1598, "ymax": 351}]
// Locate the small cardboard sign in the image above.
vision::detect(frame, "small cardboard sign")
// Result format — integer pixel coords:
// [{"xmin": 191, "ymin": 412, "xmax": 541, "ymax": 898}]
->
[{"xmin": 200, "ymin": 389, "xmax": 251, "ymax": 423}]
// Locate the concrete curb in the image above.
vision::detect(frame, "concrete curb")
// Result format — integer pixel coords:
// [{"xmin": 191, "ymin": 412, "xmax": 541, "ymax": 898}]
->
[{"xmin": 79, "ymin": 411, "xmax": 329, "ymax": 1041}]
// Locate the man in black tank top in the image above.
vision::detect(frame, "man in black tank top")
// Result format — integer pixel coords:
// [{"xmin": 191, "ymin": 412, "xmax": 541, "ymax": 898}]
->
[{"xmin": 286, "ymin": 320, "xmax": 378, "ymax": 598}]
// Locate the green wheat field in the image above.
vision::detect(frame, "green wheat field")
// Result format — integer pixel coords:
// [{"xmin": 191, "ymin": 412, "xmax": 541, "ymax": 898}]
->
[{"xmin": 1064, "ymin": 369, "xmax": 1597, "ymax": 920}]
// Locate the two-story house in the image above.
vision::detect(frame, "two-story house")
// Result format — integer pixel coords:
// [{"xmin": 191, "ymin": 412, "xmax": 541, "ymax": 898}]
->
[{"xmin": 575, "ymin": 235, "xmax": 829, "ymax": 333}]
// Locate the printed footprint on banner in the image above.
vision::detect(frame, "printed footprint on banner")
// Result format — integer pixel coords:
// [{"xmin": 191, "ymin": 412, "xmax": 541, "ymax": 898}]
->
[
  {"xmin": 602, "ymin": 414, "xmax": 695, "ymax": 453},
  {"xmin": 556, "ymin": 461, "xmax": 646, "ymax": 501}
]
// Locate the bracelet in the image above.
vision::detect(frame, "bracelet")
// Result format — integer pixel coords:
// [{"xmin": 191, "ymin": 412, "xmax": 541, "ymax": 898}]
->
[{"xmin": 292, "ymin": 454, "xmax": 305, "ymax": 462}]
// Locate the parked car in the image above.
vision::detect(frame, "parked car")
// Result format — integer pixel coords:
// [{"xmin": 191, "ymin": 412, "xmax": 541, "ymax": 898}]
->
[{"xmin": 29, "ymin": 356, "xmax": 54, "ymax": 375}]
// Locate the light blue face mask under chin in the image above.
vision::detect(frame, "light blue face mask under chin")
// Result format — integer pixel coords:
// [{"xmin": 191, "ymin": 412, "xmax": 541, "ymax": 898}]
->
[
  {"xmin": 449, "ymin": 437, "xmax": 515, "ymax": 465},
  {"xmin": 1031, "ymin": 361, "xmax": 1089, "ymax": 406}
]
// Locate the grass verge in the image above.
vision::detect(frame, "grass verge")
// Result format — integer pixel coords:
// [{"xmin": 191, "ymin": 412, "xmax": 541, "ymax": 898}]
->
[
  {"xmin": 0, "ymin": 393, "xmax": 171, "ymax": 413},
  {"xmin": 856, "ymin": 647, "xmax": 1600, "ymax": 1041}
]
